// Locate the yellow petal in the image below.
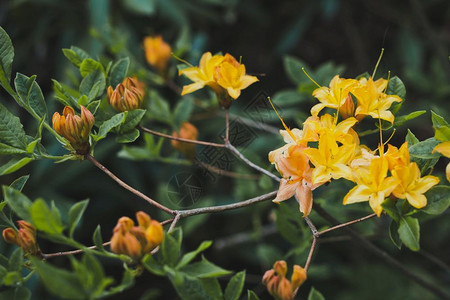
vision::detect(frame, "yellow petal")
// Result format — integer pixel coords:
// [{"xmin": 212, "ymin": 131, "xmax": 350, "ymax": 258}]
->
[
  {"xmin": 405, "ymin": 192, "xmax": 427, "ymax": 209},
  {"xmin": 433, "ymin": 141, "xmax": 450, "ymax": 158},
  {"xmin": 181, "ymin": 82, "xmax": 205, "ymax": 95},
  {"xmin": 412, "ymin": 175, "xmax": 440, "ymax": 194},
  {"xmin": 343, "ymin": 184, "xmax": 372, "ymax": 204}
]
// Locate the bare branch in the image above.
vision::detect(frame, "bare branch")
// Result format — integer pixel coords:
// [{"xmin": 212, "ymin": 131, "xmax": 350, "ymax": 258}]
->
[{"xmin": 318, "ymin": 213, "xmax": 377, "ymax": 236}]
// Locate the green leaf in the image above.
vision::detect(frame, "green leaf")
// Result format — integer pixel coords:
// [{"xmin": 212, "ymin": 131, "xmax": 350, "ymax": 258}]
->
[
  {"xmin": 3, "ymin": 185, "xmax": 32, "ymax": 220},
  {"xmin": 0, "ymin": 102, "xmax": 27, "ymax": 149},
  {"xmin": 174, "ymin": 98, "xmax": 193, "ymax": 129},
  {"xmin": 224, "ymin": 270, "xmax": 246, "ymax": 300},
  {"xmin": 32, "ymin": 259, "xmax": 87, "ymax": 299},
  {"xmin": 8, "ymin": 248, "xmax": 23, "ymax": 272},
  {"xmin": 94, "ymin": 112, "xmax": 126, "ymax": 141},
  {"xmin": 272, "ymin": 89, "xmax": 306, "ymax": 105},
  {"xmin": 389, "ymin": 220, "xmax": 402, "ymax": 249},
  {"xmin": 0, "ymin": 143, "xmax": 27, "ymax": 155},
  {"xmin": 431, "ymin": 111, "xmax": 450, "ymax": 142},
  {"xmin": 168, "ymin": 270, "xmax": 212, "ymax": 300},
  {"xmin": 109, "ymin": 57, "xmax": 130, "ymax": 87},
  {"xmin": 101, "ymin": 268, "xmax": 135, "ymax": 297},
  {"xmin": 9, "ymin": 175, "xmax": 29, "ymax": 191},
  {"xmin": 147, "ymin": 90, "xmax": 172, "ymax": 124},
  {"xmin": 0, "ymin": 157, "xmax": 33, "ymax": 176},
  {"xmin": 14, "ymin": 73, "xmax": 47, "ymax": 118},
  {"xmin": 177, "ymin": 241, "xmax": 212, "ymax": 269},
  {"xmin": 68, "ymin": 199, "xmax": 89, "ymax": 238},
  {"xmin": 394, "ymin": 110, "xmax": 426, "ymax": 127},
  {"xmin": 118, "ymin": 109, "xmax": 146, "ymax": 133},
  {"xmin": 0, "ymin": 286, "xmax": 31, "ymax": 300},
  {"xmin": 381, "ymin": 198, "xmax": 399, "ymax": 222},
  {"xmin": 405, "ymin": 129, "xmax": 419, "ymax": 145},
  {"xmin": 201, "ymin": 278, "xmax": 223, "ymax": 299},
  {"xmin": 386, "ymin": 76, "xmax": 406, "ymax": 99},
  {"xmin": 115, "ymin": 129, "xmax": 140, "ymax": 143},
  {"xmin": 79, "ymin": 69, "xmax": 106, "ymax": 101},
  {"xmin": 283, "ymin": 55, "xmax": 307, "ymax": 85},
  {"xmin": 30, "ymin": 198, "xmax": 65, "ymax": 235},
  {"xmin": 308, "ymin": 287, "xmax": 326, "ymax": 300},
  {"xmin": 409, "ymin": 137, "xmax": 440, "ymax": 159},
  {"xmin": 80, "ymin": 58, "xmax": 104, "ymax": 77},
  {"xmin": 92, "ymin": 225, "xmax": 105, "ymax": 251},
  {"xmin": 180, "ymin": 256, "xmax": 231, "ymax": 279},
  {"xmin": 421, "ymin": 186, "xmax": 450, "ymax": 215},
  {"xmin": 161, "ymin": 230, "xmax": 181, "ymax": 267},
  {"xmin": 142, "ymin": 254, "xmax": 167, "ymax": 276},
  {"xmin": 275, "ymin": 203, "xmax": 303, "ymax": 244},
  {"xmin": 398, "ymin": 216, "xmax": 420, "ymax": 251},
  {"xmin": 62, "ymin": 49, "xmax": 83, "ymax": 67},
  {"xmin": 247, "ymin": 290, "xmax": 260, "ymax": 300},
  {"xmin": 80, "ymin": 253, "xmax": 113, "ymax": 296},
  {"xmin": 123, "ymin": 0, "xmax": 156, "ymax": 15},
  {"xmin": 52, "ymin": 79, "xmax": 78, "ymax": 107},
  {"xmin": 0, "ymin": 27, "xmax": 14, "ymax": 90}
]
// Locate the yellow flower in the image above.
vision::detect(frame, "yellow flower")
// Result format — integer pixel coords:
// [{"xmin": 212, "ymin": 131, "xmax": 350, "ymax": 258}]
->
[
  {"xmin": 143, "ymin": 36, "xmax": 172, "ymax": 73},
  {"xmin": 179, "ymin": 52, "xmax": 225, "ymax": 96},
  {"xmin": 391, "ymin": 162, "xmax": 440, "ymax": 208},
  {"xmin": 52, "ymin": 105, "xmax": 95, "ymax": 154},
  {"xmin": 311, "ymin": 75, "xmax": 358, "ymax": 116},
  {"xmin": 352, "ymin": 77, "xmax": 402, "ymax": 123},
  {"xmin": 262, "ymin": 261, "xmax": 307, "ymax": 300},
  {"xmin": 343, "ymin": 157, "xmax": 397, "ymax": 216},
  {"xmin": 107, "ymin": 76, "xmax": 145, "ymax": 112},
  {"xmin": 433, "ymin": 141, "xmax": 450, "ymax": 182},
  {"xmin": 302, "ymin": 113, "xmax": 359, "ymax": 145},
  {"xmin": 214, "ymin": 53, "xmax": 259, "ymax": 100},
  {"xmin": 303, "ymin": 130, "xmax": 356, "ymax": 185},
  {"xmin": 384, "ymin": 142, "xmax": 410, "ymax": 171}
]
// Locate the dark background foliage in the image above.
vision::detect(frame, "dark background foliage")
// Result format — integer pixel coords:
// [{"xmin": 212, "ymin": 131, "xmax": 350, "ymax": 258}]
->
[{"xmin": 0, "ymin": 0, "xmax": 449, "ymax": 299}]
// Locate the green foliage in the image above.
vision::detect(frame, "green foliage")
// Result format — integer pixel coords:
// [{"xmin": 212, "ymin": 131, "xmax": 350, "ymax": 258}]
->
[{"xmin": 308, "ymin": 287, "xmax": 326, "ymax": 300}]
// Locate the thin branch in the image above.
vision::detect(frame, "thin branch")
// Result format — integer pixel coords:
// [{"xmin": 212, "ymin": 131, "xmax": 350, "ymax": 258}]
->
[
  {"xmin": 140, "ymin": 126, "xmax": 226, "ymax": 148},
  {"xmin": 42, "ymin": 242, "xmax": 111, "ymax": 259},
  {"xmin": 196, "ymin": 160, "xmax": 260, "ymax": 180},
  {"xmin": 86, "ymin": 155, "xmax": 175, "ymax": 216},
  {"xmin": 314, "ymin": 204, "xmax": 450, "ymax": 299},
  {"xmin": 168, "ymin": 214, "xmax": 181, "ymax": 232},
  {"xmin": 225, "ymin": 142, "xmax": 280, "ymax": 182},
  {"xmin": 177, "ymin": 190, "xmax": 277, "ymax": 218},
  {"xmin": 225, "ymin": 108, "xmax": 230, "ymax": 143},
  {"xmin": 304, "ymin": 216, "xmax": 319, "ymax": 238},
  {"xmin": 304, "ymin": 237, "xmax": 317, "ymax": 272},
  {"xmin": 318, "ymin": 213, "xmax": 377, "ymax": 236}
]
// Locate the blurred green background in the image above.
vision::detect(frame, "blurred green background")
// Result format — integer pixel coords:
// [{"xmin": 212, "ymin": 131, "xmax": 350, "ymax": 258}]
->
[{"xmin": 0, "ymin": 0, "xmax": 449, "ymax": 299}]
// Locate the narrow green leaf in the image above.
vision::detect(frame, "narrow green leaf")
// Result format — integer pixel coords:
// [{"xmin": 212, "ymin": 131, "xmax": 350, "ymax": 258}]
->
[
  {"xmin": 79, "ymin": 69, "xmax": 106, "ymax": 101},
  {"xmin": 247, "ymin": 290, "xmax": 260, "ymax": 300},
  {"xmin": 14, "ymin": 73, "xmax": 47, "ymax": 118},
  {"xmin": 394, "ymin": 110, "xmax": 426, "ymax": 127},
  {"xmin": 431, "ymin": 111, "xmax": 450, "ymax": 142},
  {"xmin": 201, "ymin": 278, "xmax": 223, "ymax": 299},
  {"xmin": 109, "ymin": 57, "xmax": 130, "ymax": 87},
  {"xmin": 94, "ymin": 112, "xmax": 126, "ymax": 141},
  {"xmin": 115, "ymin": 129, "xmax": 140, "ymax": 143},
  {"xmin": 180, "ymin": 256, "xmax": 231, "ymax": 279},
  {"xmin": 0, "ymin": 102, "xmax": 27, "ymax": 149},
  {"xmin": 9, "ymin": 175, "xmax": 29, "ymax": 191},
  {"xmin": 26, "ymin": 138, "xmax": 40, "ymax": 154},
  {"xmin": 0, "ymin": 27, "xmax": 14, "ymax": 90},
  {"xmin": 406, "ymin": 129, "xmax": 419, "ymax": 145},
  {"xmin": 52, "ymin": 79, "xmax": 78, "ymax": 107},
  {"xmin": 308, "ymin": 287, "xmax": 326, "ymax": 300},
  {"xmin": 389, "ymin": 220, "xmax": 402, "ymax": 249},
  {"xmin": 398, "ymin": 216, "xmax": 420, "ymax": 251},
  {"xmin": 0, "ymin": 143, "xmax": 27, "ymax": 155},
  {"xmin": 168, "ymin": 270, "xmax": 211, "ymax": 300},
  {"xmin": 0, "ymin": 157, "xmax": 33, "ymax": 176},
  {"xmin": 386, "ymin": 76, "xmax": 406, "ymax": 99},
  {"xmin": 224, "ymin": 270, "xmax": 246, "ymax": 300},
  {"xmin": 30, "ymin": 198, "xmax": 65, "ymax": 235},
  {"xmin": 32, "ymin": 259, "xmax": 87, "ymax": 299},
  {"xmin": 101, "ymin": 268, "xmax": 135, "ymax": 297},
  {"xmin": 68, "ymin": 199, "xmax": 89, "ymax": 238},
  {"xmin": 409, "ymin": 137, "xmax": 440, "ymax": 159},
  {"xmin": 421, "ymin": 186, "xmax": 450, "ymax": 215},
  {"xmin": 177, "ymin": 241, "xmax": 212, "ymax": 269},
  {"xmin": 161, "ymin": 230, "xmax": 181, "ymax": 267},
  {"xmin": 3, "ymin": 185, "xmax": 32, "ymax": 220},
  {"xmin": 80, "ymin": 58, "xmax": 104, "ymax": 77},
  {"xmin": 142, "ymin": 254, "xmax": 167, "ymax": 276},
  {"xmin": 93, "ymin": 225, "xmax": 104, "ymax": 251},
  {"xmin": 62, "ymin": 49, "xmax": 83, "ymax": 67},
  {"xmin": 8, "ymin": 248, "xmax": 23, "ymax": 272}
]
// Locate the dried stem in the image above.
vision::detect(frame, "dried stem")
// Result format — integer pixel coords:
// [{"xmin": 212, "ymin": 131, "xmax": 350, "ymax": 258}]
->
[
  {"xmin": 86, "ymin": 155, "xmax": 175, "ymax": 216},
  {"xmin": 168, "ymin": 214, "xmax": 181, "ymax": 232},
  {"xmin": 140, "ymin": 126, "xmax": 226, "ymax": 148},
  {"xmin": 304, "ymin": 237, "xmax": 317, "ymax": 272},
  {"xmin": 318, "ymin": 213, "xmax": 377, "ymax": 236},
  {"xmin": 225, "ymin": 108, "xmax": 230, "ymax": 142},
  {"xmin": 42, "ymin": 242, "xmax": 111, "ymax": 259}
]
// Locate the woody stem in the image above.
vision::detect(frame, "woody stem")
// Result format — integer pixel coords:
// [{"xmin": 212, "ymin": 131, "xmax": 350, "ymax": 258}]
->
[{"xmin": 225, "ymin": 108, "xmax": 230, "ymax": 143}]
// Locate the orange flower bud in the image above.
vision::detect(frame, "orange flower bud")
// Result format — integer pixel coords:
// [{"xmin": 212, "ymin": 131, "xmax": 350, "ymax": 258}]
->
[
  {"xmin": 143, "ymin": 36, "xmax": 172, "ymax": 73},
  {"xmin": 339, "ymin": 94, "xmax": 355, "ymax": 119},
  {"xmin": 52, "ymin": 105, "xmax": 94, "ymax": 154},
  {"xmin": 277, "ymin": 277, "xmax": 294, "ymax": 300},
  {"xmin": 274, "ymin": 260, "xmax": 287, "ymax": 278},
  {"xmin": 2, "ymin": 228, "xmax": 20, "ymax": 245},
  {"xmin": 171, "ymin": 122, "xmax": 199, "ymax": 160},
  {"xmin": 110, "ymin": 212, "xmax": 164, "ymax": 260},
  {"xmin": 291, "ymin": 265, "xmax": 307, "ymax": 291},
  {"xmin": 107, "ymin": 77, "xmax": 145, "ymax": 112},
  {"xmin": 262, "ymin": 261, "xmax": 307, "ymax": 300},
  {"xmin": 3, "ymin": 221, "xmax": 40, "ymax": 256}
]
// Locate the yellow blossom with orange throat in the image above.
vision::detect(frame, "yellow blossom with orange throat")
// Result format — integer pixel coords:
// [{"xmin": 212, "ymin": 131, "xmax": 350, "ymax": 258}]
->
[
  {"xmin": 52, "ymin": 105, "xmax": 94, "ymax": 154},
  {"xmin": 110, "ymin": 211, "xmax": 163, "ymax": 260},
  {"xmin": 107, "ymin": 76, "xmax": 145, "ymax": 112},
  {"xmin": 143, "ymin": 36, "xmax": 172, "ymax": 73}
]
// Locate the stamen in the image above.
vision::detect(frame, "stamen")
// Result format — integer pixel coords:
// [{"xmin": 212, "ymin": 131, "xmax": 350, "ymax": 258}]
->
[
  {"xmin": 372, "ymin": 48, "xmax": 384, "ymax": 79},
  {"xmin": 239, "ymin": 56, "xmax": 242, "ymax": 64},
  {"xmin": 384, "ymin": 128, "xmax": 396, "ymax": 145},
  {"xmin": 171, "ymin": 52, "xmax": 194, "ymax": 68},
  {"xmin": 302, "ymin": 68, "xmax": 321, "ymax": 88},
  {"xmin": 377, "ymin": 109, "xmax": 384, "ymax": 156},
  {"xmin": 268, "ymin": 97, "xmax": 297, "ymax": 141},
  {"xmin": 383, "ymin": 71, "xmax": 391, "ymax": 93}
]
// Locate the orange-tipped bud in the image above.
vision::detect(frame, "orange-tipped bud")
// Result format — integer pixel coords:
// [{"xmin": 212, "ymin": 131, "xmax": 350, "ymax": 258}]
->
[
  {"xmin": 339, "ymin": 94, "xmax": 355, "ymax": 119},
  {"xmin": 277, "ymin": 277, "xmax": 294, "ymax": 300},
  {"xmin": 171, "ymin": 122, "xmax": 199, "ymax": 160},
  {"xmin": 3, "ymin": 221, "xmax": 40, "ymax": 256},
  {"xmin": 262, "ymin": 261, "xmax": 307, "ymax": 300},
  {"xmin": 291, "ymin": 265, "xmax": 307, "ymax": 291},
  {"xmin": 52, "ymin": 105, "xmax": 94, "ymax": 154},
  {"xmin": 274, "ymin": 260, "xmax": 288, "ymax": 278},
  {"xmin": 143, "ymin": 36, "xmax": 172, "ymax": 73},
  {"xmin": 107, "ymin": 77, "xmax": 145, "ymax": 112},
  {"xmin": 110, "ymin": 211, "xmax": 164, "ymax": 260}
]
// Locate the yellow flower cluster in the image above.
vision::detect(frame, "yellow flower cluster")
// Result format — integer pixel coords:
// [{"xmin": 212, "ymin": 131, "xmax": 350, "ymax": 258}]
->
[
  {"xmin": 269, "ymin": 75, "xmax": 439, "ymax": 217},
  {"xmin": 179, "ymin": 52, "xmax": 258, "ymax": 107}
]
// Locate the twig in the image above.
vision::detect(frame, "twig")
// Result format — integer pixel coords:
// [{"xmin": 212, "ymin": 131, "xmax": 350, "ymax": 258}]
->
[
  {"xmin": 42, "ymin": 242, "xmax": 111, "ymax": 259},
  {"xmin": 304, "ymin": 237, "xmax": 317, "ymax": 272},
  {"xmin": 140, "ymin": 126, "xmax": 226, "ymax": 148},
  {"xmin": 176, "ymin": 191, "xmax": 277, "ymax": 218},
  {"xmin": 225, "ymin": 142, "xmax": 280, "ymax": 182},
  {"xmin": 196, "ymin": 160, "xmax": 261, "ymax": 180},
  {"xmin": 314, "ymin": 204, "xmax": 450, "ymax": 299},
  {"xmin": 304, "ymin": 216, "xmax": 319, "ymax": 238},
  {"xmin": 318, "ymin": 213, "xmax": 377, "ymax": 236},
  {"xmin": 225, "ymin": 108, "xmax": 230, "ymax": 143},
  {"xmin": 168, "ymin": 214, "xmax": 181, "ymax": 232},
  {"xmin": 86, "ymin": 155, "xmax": 175, "ymax": 216}
]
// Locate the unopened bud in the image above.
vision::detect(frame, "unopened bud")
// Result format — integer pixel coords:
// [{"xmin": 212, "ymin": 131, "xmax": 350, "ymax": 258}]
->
[
  {"xmin": 291, "ymin": 265, "xmax": 307, "ymax": 291},
  {"xmin": 107, "ymin": 77, "xmax": 145, "ymax": 112},
  {"xmin": 171, "ymin": 122, "xmax": 199, "ymax": 160},
  {"xmin": 143, "ymin": 36, "xmax": 172, "ymax": 73},
  {"xmin": 274, "ymin": 260, "xmax": 287, "ymax": 278},
  {"xmin": 2, "ymin": 228, "xmax": 19, "ymax": 245},
  {"xmin": 339, "ymin": 94, "xmax": 355, "ymax": 119}
]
